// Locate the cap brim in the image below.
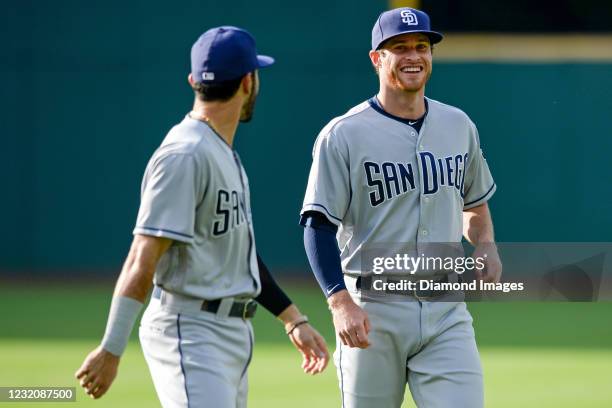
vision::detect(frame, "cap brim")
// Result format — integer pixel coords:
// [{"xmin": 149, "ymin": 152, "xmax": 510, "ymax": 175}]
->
[
  {"xmin": 257, "ymin": 55, "xmax": 275, "ymax": 68},
  {"xmin": 425, "ymin": 31, "xmax": 444, "ymax": 44},
  {"xmin": 376, "ymin": 30, "xmax": 444, "ymax": 49}
]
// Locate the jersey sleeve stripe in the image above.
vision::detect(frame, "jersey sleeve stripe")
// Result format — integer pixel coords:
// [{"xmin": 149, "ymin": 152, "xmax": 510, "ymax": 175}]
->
[
  {"xmin": 463, "ymin": 183, "xmax": 497, "ymax": 209},
  {"xmin": 301, "ymin": 203, "xmax": 342, "ymax": 226},
  {"xmin": 133, "ymin": 226, "xmax": 194, "ymax": 243}
]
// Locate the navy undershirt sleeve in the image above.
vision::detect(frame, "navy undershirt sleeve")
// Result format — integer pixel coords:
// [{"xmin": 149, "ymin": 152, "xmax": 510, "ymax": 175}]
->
[
  {"xmin": 300, "ymin": 211, "xmax": 346, "ymax": 298},
  {"xmin": 255, "ymin": 253, "xmax": 293, "ymax": 316}
]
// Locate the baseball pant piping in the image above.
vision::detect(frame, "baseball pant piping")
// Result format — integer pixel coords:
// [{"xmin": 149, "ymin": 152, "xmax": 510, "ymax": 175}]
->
[
  {"xmin": 339, "ymin": 343, "xmax": 345, "ymax": 408},
  {"xmin": 240, "ymin": 322, "xmax": 253, "ymax": 379},
  {"xmin": 177, "ymin": 314, "xmax": 191, "ymax": 408}
]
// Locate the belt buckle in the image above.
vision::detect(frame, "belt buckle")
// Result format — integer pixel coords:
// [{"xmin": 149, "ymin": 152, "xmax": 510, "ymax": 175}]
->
[
  {"xmin": 413, "ymin": 275, "xmax": 446, "ymax": 300},
  {"xmin": 413, "ymin": 287, "xmax": 432, "ymax": 301},
  {"xmin": 413, "ymin": 274, "xmax": 452, "ymax": 300},
  {"xmin": 242, "ymin": 299, "xmax": 257, "ymax": 319}
]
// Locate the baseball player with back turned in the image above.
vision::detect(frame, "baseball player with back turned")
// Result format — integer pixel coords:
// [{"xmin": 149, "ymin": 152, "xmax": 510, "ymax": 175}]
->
[
  {"xmin": 300, "ymin": 8, "xmax": 501, "ymax": 408},
  {"xmin": 75, "ymin": 26, "xmax": 329, "ymax": 407}
]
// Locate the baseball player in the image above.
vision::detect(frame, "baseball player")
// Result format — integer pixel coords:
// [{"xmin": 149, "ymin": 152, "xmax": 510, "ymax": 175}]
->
[
  {"xmin": 75, "ymin": 26, "xmax": 329, "ymax": 407},
  {"xmin": 300, "ymin": 8, "xmax": 501, "ymax": 408}
]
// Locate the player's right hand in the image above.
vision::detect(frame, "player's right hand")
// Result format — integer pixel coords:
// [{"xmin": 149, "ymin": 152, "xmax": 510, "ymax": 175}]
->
[
  {"xmin": 288, "ymin": 323, "xmax": 330, "ymax": 375},
  {"xmin": 75, "ymin": 346, "xmax": 120, "ymax": 399},
  {"xmin": 328, "ymin": 290, "xmax": 371, "ymax": 349}
]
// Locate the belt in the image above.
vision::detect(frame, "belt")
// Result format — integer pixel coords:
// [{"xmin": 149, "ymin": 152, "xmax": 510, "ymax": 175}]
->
[
  {"xmin": 357, "ymin": 274, "xmax": 460, "ymax": 300},
  {"xmin": 152, "ymin": 286, "xmax": 257, "ymax": 319}
]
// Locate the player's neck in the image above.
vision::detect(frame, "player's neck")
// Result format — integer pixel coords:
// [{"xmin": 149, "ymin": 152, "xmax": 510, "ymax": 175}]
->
[
  {"xmin": 376, "ymin": 88, "xmax": 426, "ymax": 120},
  {"xmin": 190, "ymin": 100, "xmax": 241, "ymax": 147}
]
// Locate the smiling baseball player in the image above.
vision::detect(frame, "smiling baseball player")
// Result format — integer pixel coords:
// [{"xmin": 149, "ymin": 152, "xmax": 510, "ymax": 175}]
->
[
  {"xmin": 300, "ymin": 8, "xmax": 501, "ymax": 408},
  {"xmin": 75, "ymin": 26, "xmax": 329, "ymax": 407}
]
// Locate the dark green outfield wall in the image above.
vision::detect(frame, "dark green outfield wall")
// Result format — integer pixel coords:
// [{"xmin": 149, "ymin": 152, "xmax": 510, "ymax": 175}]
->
[{"xmin": 2, "ymin": 2, "xmax": 611, "ymax": 274}]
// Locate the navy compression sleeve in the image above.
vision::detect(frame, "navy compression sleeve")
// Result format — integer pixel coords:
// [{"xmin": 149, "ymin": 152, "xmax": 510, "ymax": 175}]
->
[
  {"xmin": 255, "ymin": 253, "xmax": 292, "ymax": 316},
  {"xmin": 300, "ymin": 211, "xmax": 346, "ymax": 298}
]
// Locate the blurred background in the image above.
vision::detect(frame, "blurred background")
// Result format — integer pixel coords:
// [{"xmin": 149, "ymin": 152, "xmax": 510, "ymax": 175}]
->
[{"xmin": 1, "ymin": 0, "xmax": 611, "ymax": 407}]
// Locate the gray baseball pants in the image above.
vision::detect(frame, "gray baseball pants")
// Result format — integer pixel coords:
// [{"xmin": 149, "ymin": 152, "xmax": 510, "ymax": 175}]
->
[
  {"xmin": 139, "ymin": 291, "xmax": 253, "ymax": 408},
  {"xmin": 335, "ymin": 276, "xmax": 483, "ymax": 408}
]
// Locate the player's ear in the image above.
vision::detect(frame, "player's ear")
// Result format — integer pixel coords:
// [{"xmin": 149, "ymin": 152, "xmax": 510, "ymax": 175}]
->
[
  {"xmin": 369, "ymin": 50, "xmax": 379, "ymax": 65},
  {"xmin": 240, "ymin": 73, "xmax": 252, "ymax": 94},
  {"xmin": 187, "ymin": 73, "xmax": 196, "ymax": 87},
  {"xmin": 369, "ymin": 50, "xmax": 382, "ymax": 74}
]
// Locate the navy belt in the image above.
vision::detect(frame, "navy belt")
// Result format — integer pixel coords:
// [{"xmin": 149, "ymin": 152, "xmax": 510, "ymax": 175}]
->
[{"xmin": 152, "ymin": 286, "xmax": 257, "ymax": 319}]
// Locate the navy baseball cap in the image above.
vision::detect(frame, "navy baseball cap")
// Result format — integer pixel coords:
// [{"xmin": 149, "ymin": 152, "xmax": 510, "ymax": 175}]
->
[
  {"xmin": 191, "ymin": 26, "xmax": 274, "ymax": 83},
  {"xmin": 371, "ymin": 8, "xmax": 443, "ymax": 50}
]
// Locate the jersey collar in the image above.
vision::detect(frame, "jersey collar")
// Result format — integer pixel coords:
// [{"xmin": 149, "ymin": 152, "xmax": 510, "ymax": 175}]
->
[
  {"xmin": 185, "ymin": 114, "xmax": 235, "ymax": 152},
  {"xmin": 367, "ymin": 96, "xmax": 429, "ymax": 130}
]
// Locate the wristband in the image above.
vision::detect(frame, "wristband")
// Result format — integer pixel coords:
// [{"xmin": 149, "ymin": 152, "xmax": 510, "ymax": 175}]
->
[
  {"xmin": 285, "ymin": 315, "xmax": 309, "ymax": 335},
  {"xmin": 100, "ymin": 296, "xmax": 143, "ymax": 357}
]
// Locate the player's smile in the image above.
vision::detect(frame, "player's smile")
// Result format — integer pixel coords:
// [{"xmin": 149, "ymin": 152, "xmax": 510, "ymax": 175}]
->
[
  {"xmin": 397, "ymin": 63, "xmax": 426, "ymax": 78},
  {"xmin": 399, "ymin": 65, "xmax": 423, "ymax": 73},
  {"xmin": 397, "ymin": 62, "xmax": 427, "ymax": 78},
  {"xmin": 390, "ymin": 57, "xmax": 430, "ymax": 91}
]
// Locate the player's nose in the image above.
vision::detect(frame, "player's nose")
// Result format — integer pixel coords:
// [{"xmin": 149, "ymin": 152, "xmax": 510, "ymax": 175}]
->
[
  {"xmin": 397, "ymin": 52, "xmax": 421, "ymax": 64},
  {"xmin": 398, "ymin": 55, "xmax": 422, "ymax": 66}
]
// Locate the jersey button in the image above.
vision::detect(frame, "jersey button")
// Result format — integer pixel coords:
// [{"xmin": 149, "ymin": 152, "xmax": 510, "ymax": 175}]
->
[
  {"xmin": 424, "ymin": 197, "xmax": 430, "ymax": 203},
  {"xmin": 419, "ymin": 144, "xmax": 425, "ymax": 150},
  {"xmin": 421, "ymin": 229, "xmax": 428, "ymax": 236},
  {"xmin": 411, "ymin": 131, "xmax": 416, "ymax": 137}
]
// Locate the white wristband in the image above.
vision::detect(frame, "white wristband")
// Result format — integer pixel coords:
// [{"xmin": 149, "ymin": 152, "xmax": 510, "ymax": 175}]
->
[{"xmin": 100, "ymin": 296, "xmax": 143, "ymax": 357}]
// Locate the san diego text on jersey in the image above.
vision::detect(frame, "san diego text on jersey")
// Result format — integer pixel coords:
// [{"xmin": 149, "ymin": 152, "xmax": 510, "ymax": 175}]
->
[{"xmin": 364, "ymin": 151, "xmax": 468, "ymax": 207}]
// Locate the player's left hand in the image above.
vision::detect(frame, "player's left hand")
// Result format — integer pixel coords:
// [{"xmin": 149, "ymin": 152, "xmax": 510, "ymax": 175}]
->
[
  {"xmin": 288, "ymin": 323, "xmax": 330, "ymax": 375},
  {"xmin": 75, "ymin": 346, "xmax": 120, "ymax": 399},
  {"xmin": 473, "ymin": 243, "xmax": 502, "ymax": 283}
]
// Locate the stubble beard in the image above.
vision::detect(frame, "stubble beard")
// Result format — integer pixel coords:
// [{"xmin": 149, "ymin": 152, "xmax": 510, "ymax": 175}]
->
[
  {"xmin": 240, "ymin": 81, "xmax": 257, "ymax": 123},
  {"xmin": 387, "ymin": 66, "xmax": 431, "ymax": 93}
]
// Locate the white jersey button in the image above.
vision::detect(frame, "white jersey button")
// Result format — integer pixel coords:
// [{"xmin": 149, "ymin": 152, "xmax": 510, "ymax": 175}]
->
[
  {"xmin": 421, "ymin": 229, "xmax": 428, "ymax": 236},
  {"xmin": 424, "ymin": 197, "xmax": 430, "ymax": 203},
  {"xmin": 419, "ymin": 144, "xmax": 424, "ymax": 150},
  {"xmin": 411, "ymin": 131, "xmax": 416, "ymax": 137}
]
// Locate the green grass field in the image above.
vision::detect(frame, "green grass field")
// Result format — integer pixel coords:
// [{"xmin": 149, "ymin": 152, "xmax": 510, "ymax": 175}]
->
[{"xmin": 1, "ymin": 283, "xmax": 611, "ymax": 407}]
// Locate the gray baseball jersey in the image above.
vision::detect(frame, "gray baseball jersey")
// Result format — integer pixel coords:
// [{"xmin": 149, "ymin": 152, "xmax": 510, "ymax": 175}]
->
[
  {"xmin": 302, "ymin": 96, "xmax": 494, "ymax": 408},
  {"xmin": 134, "ymin": 115, "xmax": 261, "ymax": 299},
  {"xmin": 136, "ymin": 115, "xmax": 261, "ymax": 408},
  {"xmin": 302, "ymin": 97, "xmax": 496, "ymax": 276}
]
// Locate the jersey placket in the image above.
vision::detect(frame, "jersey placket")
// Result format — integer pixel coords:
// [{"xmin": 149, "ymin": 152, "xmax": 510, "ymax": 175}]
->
[
  {"xmin": 414, "ymin": 116, "xmax": 431, "ymax": 248},
  {"xmin": 231, "ymin": 152, "xmax": 259, "ymax": 294},
  {"xmin": 201, "ymin": 118, "xmax": 260, "ymax": 296}
]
